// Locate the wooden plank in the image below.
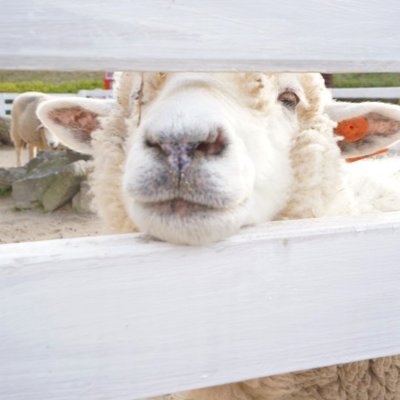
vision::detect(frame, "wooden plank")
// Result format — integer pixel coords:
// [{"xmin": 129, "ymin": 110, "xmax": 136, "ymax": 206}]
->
[
  {"xmin": 1, "ymin": 212, "xmax": 400, "ymax": 400},
  {"xmin": 333, "ymin": 87, "xmax": 400, "ymax": 99},
  {"xmin": 0, "ymin": 94, "xmax": 17, "ymax": 118},
  {"xmin": 0, "ymin": 0, "xmax": 400, "ymax": 72}
]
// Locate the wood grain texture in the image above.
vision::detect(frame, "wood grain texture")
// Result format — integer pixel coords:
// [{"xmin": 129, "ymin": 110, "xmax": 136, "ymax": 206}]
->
[
  {"xmin": 0, "ymin": 0, "xmax": 399, "ymax": 72},
  {"xmin": 1, "ymin": 213, "xmax": 400, "ymax": 399}
]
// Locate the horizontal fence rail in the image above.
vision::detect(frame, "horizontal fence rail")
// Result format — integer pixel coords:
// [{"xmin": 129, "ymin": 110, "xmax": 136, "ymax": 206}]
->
[
  {"xmin": 1, "ymin": 0, "xmax": 400, "ymax": 72},
  {"xmin": 1, "ymin": 213, "xmax": 400, "ymax": 400},
  {"xmin": 332, "ymin": 87, "xmax": 400, "ymax": 100}
]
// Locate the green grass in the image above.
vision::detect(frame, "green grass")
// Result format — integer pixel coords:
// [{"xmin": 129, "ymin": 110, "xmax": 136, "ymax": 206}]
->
[
  {"xmin": 0, "ymin": 71, "xmax": 104, "ymax": 93},
  {"xmin": 1, "ymin": 71, "xmax": 400, "ymax": 93},
  {"xmin": 0, "ymin": 71, "xmax": 103, "ymax": 83},
  {"xmin": 334, "ymin": 73, "xmax": 400, "ymax": 88},
  {"xmin": 0, "ymin": 187, "xmax": 11, "ymax": 196},
  {"xmin": 0, "ymin": 80, "xmax": 104, "ymax": 93}
]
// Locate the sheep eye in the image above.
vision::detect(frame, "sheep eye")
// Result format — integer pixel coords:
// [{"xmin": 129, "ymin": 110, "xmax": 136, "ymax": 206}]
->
[{"xmin": 278, "ymin": 91, "xmax": 300, "ymax": 110}]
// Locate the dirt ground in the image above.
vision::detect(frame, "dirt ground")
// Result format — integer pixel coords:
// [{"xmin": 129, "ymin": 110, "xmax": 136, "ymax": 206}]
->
[
  {"xmin": 0, "ymin": 145, "xmax": 102, "ymax": 244},
  {"xmin": 1, "ymin": 145, "xmax": 28, "ymax": 168}
]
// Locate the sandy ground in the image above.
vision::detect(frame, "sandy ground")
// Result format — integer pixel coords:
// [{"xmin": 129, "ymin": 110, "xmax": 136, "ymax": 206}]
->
[
  {"xmin": 1, "ymin": 145, "xmax": 21, "ymax": 168},
  {"xmin": 0, "ymin": 145, "xmax": 103, "ymax": 244}
]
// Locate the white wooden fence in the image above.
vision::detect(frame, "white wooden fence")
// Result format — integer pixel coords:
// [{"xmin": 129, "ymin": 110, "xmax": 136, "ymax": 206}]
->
[
  {"xmin": 333, "ymin": 87, "xmax": 400, "ymax": 100},
  {"xmin": 0, "ymin": 93, "xmax": 17, "ymax": 118},
  {"xmin": 0, "ymin": 1, "xmax": 400, "ymax": 400}
]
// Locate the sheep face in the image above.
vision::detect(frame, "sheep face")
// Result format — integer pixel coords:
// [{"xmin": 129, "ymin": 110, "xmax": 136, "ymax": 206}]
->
[
  {"xmin": 36, "ymin": 72, "xmax": 330, "ymax": 244},
  {"xmin": 121, "ymin": 73, "xmax": 318, "ymax": 244},
  {"xmin": 36, "ymin": 72, "xmax": 400, "ymax": 244},
  {"xmin": 37, "ymin": 125, "xmax": 60, "ymax": 150}
]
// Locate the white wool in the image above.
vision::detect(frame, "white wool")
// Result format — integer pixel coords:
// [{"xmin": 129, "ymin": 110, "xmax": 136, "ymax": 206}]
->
[{"xmin": 346, "ymin": 156, "xmax": 400, "ymax": 212}]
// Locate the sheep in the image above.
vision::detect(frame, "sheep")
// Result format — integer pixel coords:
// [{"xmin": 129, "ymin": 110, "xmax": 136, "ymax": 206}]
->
[
  {"xmin": 10, "ymin": 92, "xmax": 60, "ymax": 166},
  {"xmin": 37, "ymin": 72, "xmax": 400, "ymax": 400}
]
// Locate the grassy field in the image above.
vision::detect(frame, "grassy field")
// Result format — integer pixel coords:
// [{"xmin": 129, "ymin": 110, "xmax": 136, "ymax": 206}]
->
[
  {"xmin": 0, "ymin": 71, "xmax": 399, "ymax": 92},
  {"xmin": 0, "ymin": 71, "xmax": 103, "ymax": 93},
  {"xmin": 334, "ymin": 73, "xmax": 400, "ymax": 88},
  {"xmin": 0, "ymin": 71, "xmax": 103, "ymax": 82}
]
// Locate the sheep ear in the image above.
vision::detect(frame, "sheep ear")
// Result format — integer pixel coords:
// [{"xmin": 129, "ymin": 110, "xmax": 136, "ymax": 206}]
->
[
  {"xmin": 37, "ymin": 98, "xmax": 114, "ymax": 155},
  {"xmin": 325, "ymin": 101, "xmax": 400, "ymax": 158}
]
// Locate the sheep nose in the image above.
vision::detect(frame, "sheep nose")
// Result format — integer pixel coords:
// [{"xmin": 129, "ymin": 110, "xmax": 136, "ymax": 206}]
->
[{"xmin": 145, "ymin": 129, "xmax": 226, "ymax": 170}]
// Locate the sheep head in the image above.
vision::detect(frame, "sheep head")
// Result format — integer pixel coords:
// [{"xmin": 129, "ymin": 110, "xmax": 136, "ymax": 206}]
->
[{"xmin": 37, "ymin": 73, "xmax": 400, "ymax": 244}]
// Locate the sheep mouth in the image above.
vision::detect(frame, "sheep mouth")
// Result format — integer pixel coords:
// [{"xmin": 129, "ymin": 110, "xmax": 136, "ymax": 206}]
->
[
  {"xmin": 130, "ymin": 197, "xmax": 251, "ymax": 244},
  {"xmin": 144, "ymin": 198, "xmax": 219, "ymax": 217}
]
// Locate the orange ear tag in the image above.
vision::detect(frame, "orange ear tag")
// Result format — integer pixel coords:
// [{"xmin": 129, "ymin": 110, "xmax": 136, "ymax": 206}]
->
[
  {"xmin": 334, "ymin": 117, "xmax": 388, "ymax": 162},
  {"xmin": 334, "ymin": 117, "xmax": 369, "ymax": 143}
]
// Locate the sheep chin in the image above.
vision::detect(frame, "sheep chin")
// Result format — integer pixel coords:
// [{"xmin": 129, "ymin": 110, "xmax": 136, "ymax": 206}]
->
[{"xmin": 126, "ymin": 199, "xmax": 249, "ymax": 245}]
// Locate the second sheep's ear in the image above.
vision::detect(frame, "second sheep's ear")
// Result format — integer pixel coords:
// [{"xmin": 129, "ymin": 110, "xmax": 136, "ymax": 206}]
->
[
  {"xmin": 325, "ymin": 101, "xmax": 400, "ymax": 159},
  {"xmin": 37, "ymin": 98, "xmax": 115, "ymax": 155}
]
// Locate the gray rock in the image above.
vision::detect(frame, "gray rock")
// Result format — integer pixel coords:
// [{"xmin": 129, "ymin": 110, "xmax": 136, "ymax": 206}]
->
[
  {"xmin": 12, "ymin": 173, "xmax": 57, "ymax": 209},
  {"xmin": 11, "ymin": 150, "xmax": 92, "ymax": 210},
  {"xmin": 41, "ymin": 164, "xmax": 85, "ymax": 212},
  {"xmin": 72, "ymin": 180, "xmax": 95, "ymax": 214},
  {"xmin": 0, "ymin": 166, "xmax": 27, "ymax": 190},
  {"xmin": 25, "ymin": 149, "xmax": 90, "ymax": 173}
]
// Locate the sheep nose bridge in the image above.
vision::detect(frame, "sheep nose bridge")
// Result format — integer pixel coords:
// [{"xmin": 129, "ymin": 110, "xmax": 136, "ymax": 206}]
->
[{"xmin": 161, "ymin": 142, "xmax": 196, "ymax": 170}]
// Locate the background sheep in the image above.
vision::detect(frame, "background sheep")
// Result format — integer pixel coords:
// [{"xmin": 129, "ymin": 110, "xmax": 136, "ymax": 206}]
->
[
  {"xmin": 37, "ymin": 72, "xmax": 400, "ymax": 399},
  {"xmin": 10, "ymin": 91, "xmax": 59, "ymax": 166}
]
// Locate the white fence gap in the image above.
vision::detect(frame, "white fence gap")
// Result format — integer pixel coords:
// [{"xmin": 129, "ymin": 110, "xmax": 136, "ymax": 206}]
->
[{"xmin": 2, "ymin": 88, "xmax": 399, "ymax": 118}]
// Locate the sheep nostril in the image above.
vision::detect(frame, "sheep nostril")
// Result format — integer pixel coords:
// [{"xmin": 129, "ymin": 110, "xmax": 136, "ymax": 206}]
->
[
  {"xmin": 145, "ymin": 139, "xmax": 163, "ymax": 152},
  {"xmin": 145, "ymin": 129, "xmax": 226, "ymax": 161},
  {"xmin": 145, "ymin": 139, "xmax": 178, "ymax": 158},
  {"xmin": 145, "ymin": 139, "xmax": 156, "ymax": 148},
  {"xmin": 196, "ymin": 130, "xmax": 226, "ymax": 156}
]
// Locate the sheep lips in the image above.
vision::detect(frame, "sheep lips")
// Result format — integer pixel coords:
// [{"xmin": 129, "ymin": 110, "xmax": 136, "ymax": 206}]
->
[{"xmin": 146, "ymin": 198, "xmax": 215, "ymax": 217}]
